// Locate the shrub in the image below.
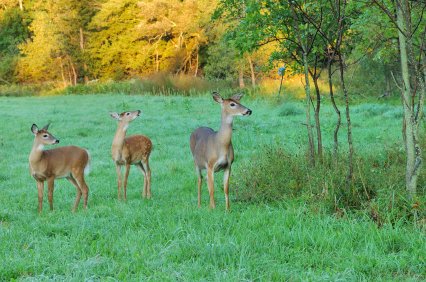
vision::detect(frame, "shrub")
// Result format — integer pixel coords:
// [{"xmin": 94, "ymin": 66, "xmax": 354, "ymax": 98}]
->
[{"xmin": 234, "ymin": 145, "xmax": 425, "ymax": 225}]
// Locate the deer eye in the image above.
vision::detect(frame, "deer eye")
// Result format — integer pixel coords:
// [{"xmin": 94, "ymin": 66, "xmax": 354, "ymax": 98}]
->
[
  {"xmin": 43, "ymin": 134, "xmax": 48, "ymax": 138},
  {"xmin": 126, "ymin": 112, "xmax": 130, "ymax": 116},
  {"xmin": 230, "ymin": 103, "xmax": 236, "ymax": 107}
]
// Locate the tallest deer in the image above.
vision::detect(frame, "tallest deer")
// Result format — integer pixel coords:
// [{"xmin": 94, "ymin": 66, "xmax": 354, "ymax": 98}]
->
[{"xmin": 190, "ymin": 92, "xmax": 252, "ymax": 211}]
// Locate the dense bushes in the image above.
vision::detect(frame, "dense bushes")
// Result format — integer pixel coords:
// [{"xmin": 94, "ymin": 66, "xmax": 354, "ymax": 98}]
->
[{"xmin": 235, "ymin": 145, "xmax": 425, "ymax": 227}]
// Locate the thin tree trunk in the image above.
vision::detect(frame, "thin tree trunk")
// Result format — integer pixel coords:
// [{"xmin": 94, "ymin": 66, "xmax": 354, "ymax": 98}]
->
[
  {"xmin": 397, "ymin": 0, "xmax": 420, "ymax": 198},
  {"xmin": 80, "ymin": 27, "xmax": 89, "ymax": 84},
  {"xmin": 194, "ymin": 50, "xmax": 199, "ymax": 77},
  {"xmin": 303, "ymin": 52, "xmax": 316, "ymax": 165},
  {"xmin": 60, "ymin": 57, "xmax": 67, "ymax": 88},
  {"xmin": 312, "ymin": 75, "xmax": 323, "ymax": 160},
  {"xmin": 239, "ymin": 67, "xmax": 245, "ymax": 88},
  {"xmin": 338, "ymin": 53, "xmax": 354, "ymax": 189},
  {"xmin": 327, "ymin": 57, "xmax": 341, "ymax": 158},
  {"xmin": 247, "ymin": 55, "xmax": 256, "ymax": 87},
  {"xmin": 18, "ymin": 0, "xmax": 23, "ymax": 10},
  {"xmin": 69, "ymin": 58, "xmax": 77, "ymax": 86}
]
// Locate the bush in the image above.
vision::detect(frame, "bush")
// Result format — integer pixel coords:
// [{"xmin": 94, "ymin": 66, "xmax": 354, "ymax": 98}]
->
[{"xmin": 235, "ymin": 145, "xmax": 425, "ymax": 226}]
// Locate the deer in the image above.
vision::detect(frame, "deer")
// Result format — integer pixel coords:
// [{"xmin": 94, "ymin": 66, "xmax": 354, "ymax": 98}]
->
[
  {"xmin": 110, "ymin": 110, "xmax": 152, "ymax": 200},
  {"xmin": 190, "ymin": 92, "xmax": 252, "ymax": 211},
  {"xmin": 29, "ymin": 124, "xmax": 90, "ymax": 213}
]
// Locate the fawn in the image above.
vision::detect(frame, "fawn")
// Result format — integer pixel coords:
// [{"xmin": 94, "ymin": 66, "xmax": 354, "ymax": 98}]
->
[
  {"xmin": 110, "ymin": 110, "xmax": 152, "ymax": 200},
  {"xmin": 190, "ymin": 92, "xmax": 252, "ymax": 210},
  {"xmin": 29, "ymin": 124, "xmax": 90, "ymax": 212}
]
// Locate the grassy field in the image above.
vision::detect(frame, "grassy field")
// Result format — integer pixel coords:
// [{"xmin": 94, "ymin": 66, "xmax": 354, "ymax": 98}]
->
[{"xmin": 0, "ymin": 94, "xmax": 424, "ymax": 280}]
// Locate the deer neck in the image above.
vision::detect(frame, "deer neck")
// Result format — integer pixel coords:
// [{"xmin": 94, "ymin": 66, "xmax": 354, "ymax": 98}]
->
[
  {"xmin": 29, "ymin": 140, "xmax": 44, "ymax": 165},
  {"xmin": 216, "ymin": 112, "xmax": 234, "ymax": 148},
  {"xmin": 111, "ymin": 122, "xmax": 128, "ymax": 160}
]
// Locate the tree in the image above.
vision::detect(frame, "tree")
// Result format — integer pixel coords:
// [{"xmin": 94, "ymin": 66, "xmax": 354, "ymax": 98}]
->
[{"xmin": 372, "ymin": 0, "xmax": 426, "ymax": 198}]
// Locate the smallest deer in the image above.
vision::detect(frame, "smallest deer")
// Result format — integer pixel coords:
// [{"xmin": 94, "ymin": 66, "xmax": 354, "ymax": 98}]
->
[
  {"xmin": 110, "ymin": 110, "xmax": 152, "ymax": 200},
  {"xmin": 29, "ymin": 124, "xmax": 90, "ymax": 213}
]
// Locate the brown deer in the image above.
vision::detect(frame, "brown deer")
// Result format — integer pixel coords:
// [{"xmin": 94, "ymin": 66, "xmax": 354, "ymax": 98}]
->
[
  {"xmin": 29, "ymin": 124, "xmax": 90, "ymax": 213},
  {"xmin": 190, "ymin": 92, "xmax": 252, "ymax": 210},
  {"xmin": 110, "ymin": 110, "xmax": 152, "ymax": 200}
]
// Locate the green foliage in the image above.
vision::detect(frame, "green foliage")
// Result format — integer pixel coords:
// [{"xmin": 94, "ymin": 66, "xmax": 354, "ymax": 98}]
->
[
  {"xmin": 0, "ymin": 95, "xmax": 424, "ymax": 280},
  {"xmin": 0, "ymin": 8, "xmax": 29, "ymax": 83}
]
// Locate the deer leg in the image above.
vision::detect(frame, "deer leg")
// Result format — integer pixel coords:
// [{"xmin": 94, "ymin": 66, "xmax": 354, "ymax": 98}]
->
[
  {"xmin": 47, "ymin": 178, "xmax": 55, "ymax": 211},
  {"xmin": 136, "ymin": 163, "xmax": 147, "ymax": 198},
  {"xmin": 142, "ymin": 161, "xmax": 151, "ymax": 199},
  {"xmin": 74, "ymin": 173, "xmax": 89, "ymax": 210},
  {"xmin": 196, "ymin": 167, "xmax": 202, "ymax": 208},
  {"xmin": 67, "ymin": 175, "xmax": 82, "ymax": 212},
  {"xmin": 123, "ymin": 163, "xmax": 131, "ymax": 201},
  {"xmin": 206, "ymin": 166, "xmax": 215, "ymax": 209},
  {"xmin": 115, "ymin": 164, "xmax": 122, "ymax": 200},
  {"xmin": 37, "ymin": 181, "xmax": 44, "ymax": 213},
  {"xmin": 223, "ymin": 166, "xmax": 231, "ymax": 211}
]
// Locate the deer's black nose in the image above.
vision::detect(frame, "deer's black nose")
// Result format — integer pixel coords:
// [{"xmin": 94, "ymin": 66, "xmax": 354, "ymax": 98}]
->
[
  {"xmin": 246, "ymin": 109, "xmax": 252, "ymax": 116},
  {"xmin": 55, "ymin": 140, "xmax": 60, "ymax": 144}
]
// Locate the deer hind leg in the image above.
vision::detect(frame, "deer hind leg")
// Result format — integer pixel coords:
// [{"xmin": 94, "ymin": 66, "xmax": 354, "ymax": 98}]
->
[
  {"xmin": 141, "ymin": 161, "xmax": 151, "ymax": 199},
  {"xmin": 115, "ymin": 164, "xmax": 122, "ymax": 200},
  {"xmin": 67, "ymin": 175, "xmax": 82, "ymax": 212},
  {"xmin": 206, "ymin": 166, "xmax": 215, "ymax": 209},
  {"xmin": 37, "ymin": 181, "xmax": 44, "ymax": 213},
  {"xmin": 195, "ymin": 167, "xmax": 202, "ymax": 208},
  {"xmin": 73, "ymin": 172, "xmax": 89, "ymax": 210},
  {"xmin": 47, "ymin": 178, "xmax": 55, "ymax": 211},
  {"xmin": 223, "ymin": 166, "xmax": 231, "ymax": 211},
  {"xmin": 123, "ymin": 163, "xmax": 131, "ymax": 200},
  {"xmin": 136, "ymin": 163, "xmax": 147, "ymax": 198}
]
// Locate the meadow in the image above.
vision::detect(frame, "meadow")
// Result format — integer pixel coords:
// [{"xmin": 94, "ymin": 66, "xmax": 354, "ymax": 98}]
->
[{"xmin": 0, "ymin": 94, "xmax": 425, "ymax": 280}]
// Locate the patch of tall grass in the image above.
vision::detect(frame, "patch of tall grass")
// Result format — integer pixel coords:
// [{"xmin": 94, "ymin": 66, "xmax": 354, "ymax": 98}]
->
[{"xmin": 235, "ymin": 145, "xmax": 425, "ymax": 228}]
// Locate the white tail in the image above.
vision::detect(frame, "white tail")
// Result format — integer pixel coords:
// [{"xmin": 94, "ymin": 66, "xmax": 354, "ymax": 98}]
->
[
  {"xmin": 110, "ymin": 110, "xmax": 152, "ymax": 200},
  {"xmin": 29, "ymin": 124, "xmax": 90, "ymax": 213},
  {"xmin": 190, "ymin": 92, "xmax": 252, "ymax": 210}
]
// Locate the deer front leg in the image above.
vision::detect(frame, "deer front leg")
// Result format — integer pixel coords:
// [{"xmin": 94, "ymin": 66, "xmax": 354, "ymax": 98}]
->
[
  {"xmin": 115, "ymin": 164, "xmax": 122, "ymax": 200},
  {"xmin": 37, "ymin": 181, "xmax": 44, "ymax": 213},
  {"xmin": 123, "ymin": 163, "xmax": 131, "ymax": 200},
  {"xmin": 223, "ymin": 166, "xmax": 231, "ymax": 211},
  {"xmin": 47, "ymin": 178, "xmax": 55, "ymax": 211},
  {"xmin": 206, "ymin": 166, "xmax": 215, "ymax": 209}
]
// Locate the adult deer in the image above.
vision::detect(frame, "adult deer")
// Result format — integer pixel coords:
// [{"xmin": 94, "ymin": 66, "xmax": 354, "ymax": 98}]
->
[
  {"xmin": 190, "ymin": 92, "xmax": 252, "ymax": 211},
  {"xmin": 29, "ymin": 124, "xmax": 90, "ymax": 213},
  {"xmin": 110, "ymin": 110, "xmax": 152, "ymax": 200}
]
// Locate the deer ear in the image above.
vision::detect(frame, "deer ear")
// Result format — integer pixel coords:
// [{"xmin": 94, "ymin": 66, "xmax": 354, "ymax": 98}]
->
[
  {"xmin": 230, "ymin": 93, "xmax": 244, "ymax": 102},
  {"xmin": 110, "ymin": 112, "xmax": 120, "ymax": 120},
  {"xmin": 31, "ymin": 124, "xmax": 39, "ymax": 135},
  {"xmin": 42, "ymin": 123, "xmax": 50, "ymax": 130},
  {"xmin": 212, "ymin": 92, "xmax": 223, "ymax": 104}
]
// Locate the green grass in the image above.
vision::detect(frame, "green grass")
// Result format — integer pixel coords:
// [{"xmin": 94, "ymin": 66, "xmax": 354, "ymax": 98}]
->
[{"xmin": 0, "ymin": 94, "xmax": 424, "ymax": 280}]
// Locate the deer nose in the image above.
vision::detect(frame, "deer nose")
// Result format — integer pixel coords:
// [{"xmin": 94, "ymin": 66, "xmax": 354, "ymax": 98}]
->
[
  {"xmin": 55, "ymin": 139, "xmax": 60, "ymax": 144},
  {"xmin": 137, "ymin": 110, "xmax": 141, "ymax": 115},
  {"xmin": 246, "ymin": 109, "xmax": 252, "ymax": 116}
]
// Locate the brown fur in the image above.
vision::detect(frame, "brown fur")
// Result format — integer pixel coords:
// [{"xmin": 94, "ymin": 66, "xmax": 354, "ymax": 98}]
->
[
  {"xmin": 29, "ymin": 124, "xmax": 90, "ymax": 213},
  {"xmin": 190, "ymin": 93, "xmax": 251, "ymax": 210},
  {"xmin": 110, "ymin": 110, "xmax": 152, "ymax": 200}
]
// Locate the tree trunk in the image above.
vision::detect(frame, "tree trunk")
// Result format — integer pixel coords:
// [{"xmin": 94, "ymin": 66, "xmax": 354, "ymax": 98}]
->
[
  {"xmin": 18, "ymin": 0, "xmax": 23, "ymax": 10},
  {"xmin": 247, "ymin": 55, "xmax": 256, "ymax": 87},
  {"xmin": 303, "ymin": 52, "xmax": 316, "ymax": 165},
  {"xmin": 327, "ymin": 57, "xmax": 341, "ymax": 158},
  {"xmin": 80, "ymin": 27, "xmax": 89, "ymax": 84},
  {"xmin": 60, "ymin": 57, "xmax": 67, "ymax": 88},
  {"xmin": 194, "ymin": 51, "xmax": 199, "ymax": 77},
  {"xmin": 397, "ymin": 0, "xmax": 420, "ymax": 198},
  {"xmin": 239, "ymin": 67, "xmax": 245, "ymax": 88},
  {"xmin": 338, "ymin": 53, "xmax": 354, "ymax": 189},
  {"xmin": 312, "ymin": 75, "xmax": 323, "ymax": 160}
]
